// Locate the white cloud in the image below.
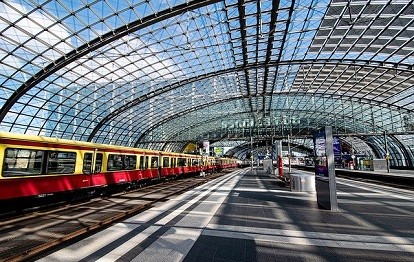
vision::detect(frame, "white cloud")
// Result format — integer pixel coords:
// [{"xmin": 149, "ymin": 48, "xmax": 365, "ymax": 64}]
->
[
  {"xmin": 0, "ymin": 1, "xmax": 73, "ymax": 77},
  {"xmin": 64, "ymin": 36, "xmax": 183, "ymax": 85},
  {"xmin": 0, "ymin": 1, "xmax": 183, "ymax": 89}
]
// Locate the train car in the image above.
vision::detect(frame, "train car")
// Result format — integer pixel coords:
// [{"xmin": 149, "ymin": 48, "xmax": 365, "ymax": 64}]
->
[{"xmin": 0, "ymin": 132, "xmax": 238, "ymax": 209}]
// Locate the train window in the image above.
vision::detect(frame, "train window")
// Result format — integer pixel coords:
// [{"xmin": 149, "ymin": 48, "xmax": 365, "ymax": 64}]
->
[
  {"xmin": 47, "ymin": 151, "xmax": 76, "ymax": 174},
  {"xmin": 192, "ymin": 159, "xmax": 198, "ymax": 166},
  {"xmin": 107, "ymin": 154, "xmax": 137, "ymax": 171},
  {"xmin": 163, "ymin": 157, "xmax": 169, "ymax": 168},
  {"xmin": 124, "ymin": 155, "xmax": 137, "ymax": 170},
  {"xmin": 83, "ymin": 152, "xmax": 103, "ymax": 174},
  {"xmin": 178, "ymin": 158, "xmax": 186, "ymax": 166},
  {"xmin": 107, "ymin": 154, "xmax": 123, "ymax": 171},
  {"xmin": 151, "ymin": 157, "xmax": 159, "ymax": 168},
  {"xmin": 3, "ymin": 148, "xmax": 44, "ymax": 176}
]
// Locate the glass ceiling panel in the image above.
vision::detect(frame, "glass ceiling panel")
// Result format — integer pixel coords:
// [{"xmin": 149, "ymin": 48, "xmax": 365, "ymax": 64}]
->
[
  {"xmin": 0, "ymin": 0, "xmax": 412, "ymax": 156},
  {"xmin": 132, "ymin": 94, "xmax": 409, "ymax": 147}
]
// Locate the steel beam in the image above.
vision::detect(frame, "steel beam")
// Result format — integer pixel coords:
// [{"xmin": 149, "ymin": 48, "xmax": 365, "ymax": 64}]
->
[
  {"xmin": 0, "ymin": 0, "xmax": 221, "ymax": 122},
  {"xmin": 86, "ymin": 59, "xmax": 413, "ymax": 141},
  {"xmin": 237, "ymin": 0, "xmax": 254, "ymax": 112}
]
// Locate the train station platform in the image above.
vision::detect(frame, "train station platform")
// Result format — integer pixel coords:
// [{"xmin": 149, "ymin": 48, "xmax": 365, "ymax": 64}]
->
[{"xmin": 38, "ymin": 168, "xmax": 414, "ymax": 262}]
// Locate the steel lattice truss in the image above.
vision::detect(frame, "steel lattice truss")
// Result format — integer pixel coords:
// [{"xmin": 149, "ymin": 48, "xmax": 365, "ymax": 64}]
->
[{"xmin": 0, "ymin": 0, "xmax": 413, "ymax": 153}]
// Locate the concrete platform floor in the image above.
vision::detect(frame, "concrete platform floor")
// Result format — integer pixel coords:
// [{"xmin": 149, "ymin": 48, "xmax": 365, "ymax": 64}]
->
[{"xmin": 37, "ymin": 168, "xmax": 414, "ymax": 262}]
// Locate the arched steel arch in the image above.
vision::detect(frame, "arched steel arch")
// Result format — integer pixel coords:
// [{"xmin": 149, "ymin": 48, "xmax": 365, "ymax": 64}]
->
[
  {"xmin": 226, "ymin": 140, "xmax": 314, "ymax": 160},
  {"xmin": 389, "ymin": 134, "xmax": 414, "ymax": 166},
  {"xmin": 0, "ymin": 0, "xmax": 221, "ymax": 123},
  {"xmin": 0, "ymin": 0, "xmax": 414, "ymax": 159},
  {"xmin": 134, "ymin": 99, "xmax": 383, "ymax": 149},
  {"xmin": 133, "ymin": 96, "xmax": 241, "ymax": 147},
  {"xmin": 86, "ymin": 59, "xmax": 414, "ymax": 142},
  {"xmin": 127, "ymin": 91, "xmax": 407, "ymax": 148}
]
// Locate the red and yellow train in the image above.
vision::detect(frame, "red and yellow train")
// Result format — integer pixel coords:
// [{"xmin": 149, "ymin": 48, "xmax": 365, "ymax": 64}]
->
[{"xmin": 0, "ymin": 132, "xmax": 238, "ymax": 205}]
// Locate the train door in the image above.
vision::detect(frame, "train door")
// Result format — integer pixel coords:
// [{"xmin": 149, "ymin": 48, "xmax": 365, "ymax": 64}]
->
[
  {"xmin": 157, "ymin": 153, "xmax": 162, "ymax": 179},
  {"xmin": 162, "ymin": 156, "xmax": 170, "ymax": 177},
  {"xmin": 171, "ymin": 157, "xmax": 177, "ymax": 175},
  {"xmin": 150, "ymin": 155, "xmax": 159, "ymax": 179},
  {"xmin": 83, "ymin": 149, "xmax": 103, "ymax": 174},
  {"xmin": 83, "ymin": 149, "xmax": 104, "ymax": 187},
  {"xmin": 139, "ymin": 155, "xmax": 150, "ymax": 179}
]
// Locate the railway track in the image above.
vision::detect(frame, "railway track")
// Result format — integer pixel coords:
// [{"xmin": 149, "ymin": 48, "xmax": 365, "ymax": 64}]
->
[{"xmin": 0, "ymin": 172, "xmax": 229, "ymax": 262}]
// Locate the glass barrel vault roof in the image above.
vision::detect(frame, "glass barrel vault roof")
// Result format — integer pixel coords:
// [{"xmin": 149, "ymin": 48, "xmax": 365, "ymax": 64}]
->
[{"xmin": 0, "ymin": 0, "xmax": 413, "ymax": 150}]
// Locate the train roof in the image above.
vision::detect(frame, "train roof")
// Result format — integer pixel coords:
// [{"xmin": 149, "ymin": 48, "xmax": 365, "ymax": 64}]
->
[
  {"xmin": 0, "ymin": 132, "xmax": 191, "ymax": 157},
  {"xmin": 0, "ymin": 132, "xmax": 237, "ymax": 160}
]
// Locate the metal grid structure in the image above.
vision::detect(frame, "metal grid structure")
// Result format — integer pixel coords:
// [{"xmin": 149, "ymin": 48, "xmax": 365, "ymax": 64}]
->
[{"xmin": 0, "ymin": 0, "xmax": 413, "ymax": 163}]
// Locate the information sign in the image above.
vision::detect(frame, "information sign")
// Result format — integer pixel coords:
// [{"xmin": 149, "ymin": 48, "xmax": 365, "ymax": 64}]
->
[
  {"xmin": 313, "ymin": 126, "xmax": 338, "ymax": 211},
  {"xmin": 333, "ymin": 137, "xmax": 341, "ymax": 155},
  {"xmin": 314, "ymin": 131, "xmax": 328, "ymax": 177}
]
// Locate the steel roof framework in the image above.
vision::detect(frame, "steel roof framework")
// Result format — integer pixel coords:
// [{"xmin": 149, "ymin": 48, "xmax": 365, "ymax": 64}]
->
[{"xmin": 0, "ymin": 0, "xmax": 413, "ymax": 162}]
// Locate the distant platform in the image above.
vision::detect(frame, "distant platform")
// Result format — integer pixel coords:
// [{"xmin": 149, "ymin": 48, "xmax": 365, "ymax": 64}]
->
[
  {"xmin": 38, "ymin": 168, "xmax": 414, "ymax": 261},
  {"xmin": 290, "ymin": 165, "xmax": 414, "ymax": 190},
  {"xmin": 337, "ymin": 168, "xmax": 414, "ymax": 178}
]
